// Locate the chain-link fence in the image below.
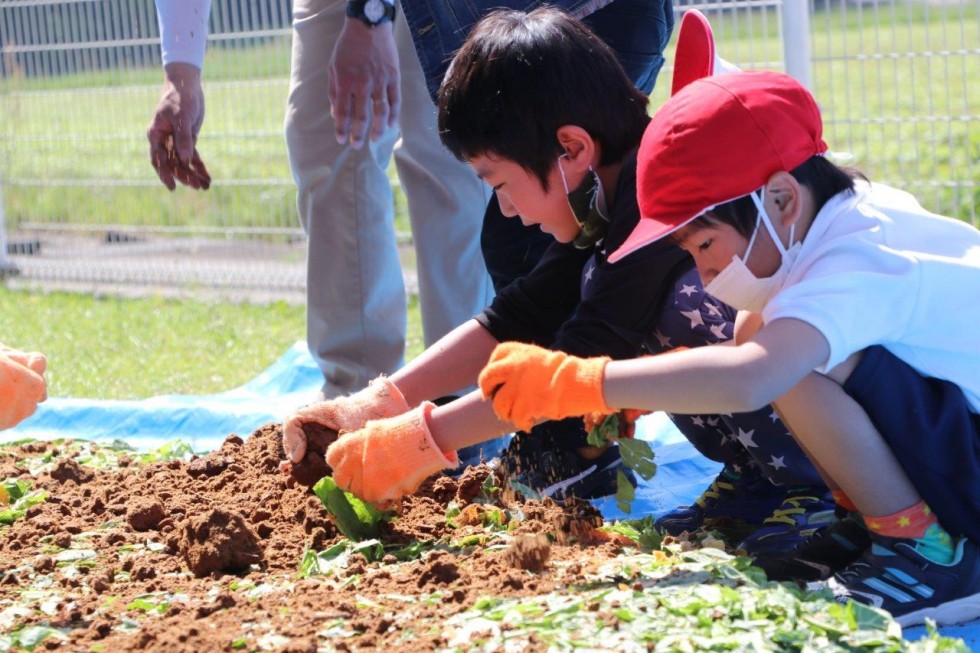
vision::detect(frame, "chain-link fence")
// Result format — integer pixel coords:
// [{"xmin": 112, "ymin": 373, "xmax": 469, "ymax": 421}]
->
[{"xmin": 1, "ymin": 0, "xmax": 977, "ymax": 301}]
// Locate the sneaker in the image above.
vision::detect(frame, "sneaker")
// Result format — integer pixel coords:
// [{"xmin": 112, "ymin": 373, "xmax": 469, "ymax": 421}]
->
[
  {"xmin": 829, "ymin": 534, "xmax": 980, "ymax": 627},
  {"xmin": 500, "ymin": 436, "xmax": 635, "ymax": 501},
  {"xmin": 752, "ymin": 510, "xmax": 870, "ymax": 581},
  {"xmin": 654, "ymin": 464, "xmax": 785, "ymax": 536},
  {"xmin": 738, "ymin": 487, "xmax": 837, "ymax": 556}
]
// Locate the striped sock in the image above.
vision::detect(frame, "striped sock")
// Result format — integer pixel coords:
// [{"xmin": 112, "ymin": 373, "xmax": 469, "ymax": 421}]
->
[{"xmin": 864, "ymin": 501, "xmax": 954, "ymax": 564}]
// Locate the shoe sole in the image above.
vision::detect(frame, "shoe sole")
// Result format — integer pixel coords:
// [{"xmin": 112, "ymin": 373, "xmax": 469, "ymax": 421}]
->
[{"xmin": 895, "ymin": 590, "xmax": 980, "ymax": 628}]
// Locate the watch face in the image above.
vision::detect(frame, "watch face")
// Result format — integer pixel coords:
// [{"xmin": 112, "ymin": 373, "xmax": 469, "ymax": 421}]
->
[{"xmin": 364, "ymin": 0, "xmax": 385, "ymax": 23}]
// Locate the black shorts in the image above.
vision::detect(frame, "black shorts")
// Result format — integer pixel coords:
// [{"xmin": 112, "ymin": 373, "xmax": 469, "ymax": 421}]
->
[{"xmin": 844, "ymin": 346, "xmax": 980, "ymax": 542}]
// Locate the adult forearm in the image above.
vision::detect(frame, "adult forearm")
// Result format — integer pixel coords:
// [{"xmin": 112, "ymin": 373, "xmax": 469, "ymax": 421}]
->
[{"xmin": 155, "ymin": 0, "xmax": 212, "ymax": 68}]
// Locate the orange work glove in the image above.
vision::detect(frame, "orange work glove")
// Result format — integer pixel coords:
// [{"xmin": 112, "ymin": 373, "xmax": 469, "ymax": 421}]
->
[
  {"xmin": 325, "ymin": 402, "xmax": 458, "ymax": 508},
  {"xmin": 478, "ymin": 342, "xmax": 612, "ymax": 432},
  {"xmin": 0, "ymin": 348, "xmax": 47, "ymax": 431},
  {"xmin": 282, "ymin": 376, "xmax": 410, "ymax": 463}
]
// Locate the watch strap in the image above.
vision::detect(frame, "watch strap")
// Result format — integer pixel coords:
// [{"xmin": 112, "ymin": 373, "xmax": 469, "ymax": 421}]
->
[{"xmin": 346, "ymin": 0, "xmax": 396, "ymax": 26}]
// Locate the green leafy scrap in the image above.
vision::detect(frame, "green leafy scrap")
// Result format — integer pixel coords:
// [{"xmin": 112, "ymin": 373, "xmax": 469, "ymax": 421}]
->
[
  {"xmin": 0, "ymin": 478, "xmax": 48, "ymax": 525},
  {"xmin": 299, "ymin": 539, "xmax": 389, "ymax": 578},
  {"xmin": 614, "ymin": 470, "xmax": 636, "ymax": 514},
  {"xmin": 508, "ymin": 480, "xmax": 543, "ymax": 501},
  {"xmin": 586, "ymin": 412, "xmax": 623, "ymax": 448},
  {"xmin": 445, "ymin": 548, "xmax": 968, "ymax": 652},
  {"xmin": 126, "ymin": 594, "xmax": 171, "ymax": 615},
  {"xmin": 600, "ymin": 516, "xmax": 663, "ymax": 552},
  {"xmin": 617, "ymin": 438, "xmax": 656, "ymax": 481},
  {"xmin": 135, "ymin": 440, "xmax": 195, "ymax": 464},
  {"xmin": 0, "ymin": 625, "xmax": 66, "ymax": 651},
  {"xmin": 312, "ymin": 476, "xmax": 389, "ymax": 541}
]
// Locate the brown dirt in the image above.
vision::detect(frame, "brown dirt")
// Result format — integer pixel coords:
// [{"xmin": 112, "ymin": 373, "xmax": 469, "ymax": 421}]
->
[{"xmin": 0, "ymin": 424, "xmax": 632, "ymax": 652}]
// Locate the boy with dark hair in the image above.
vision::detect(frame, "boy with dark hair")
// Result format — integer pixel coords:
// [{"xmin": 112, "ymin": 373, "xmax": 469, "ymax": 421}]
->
[
  {"xmin": 476, "ymin": 70, "xmax": 980, "ymax": 627},
  {"xmin": 304, "ymin": 7, "xmax": 831, "ymax": 549}
]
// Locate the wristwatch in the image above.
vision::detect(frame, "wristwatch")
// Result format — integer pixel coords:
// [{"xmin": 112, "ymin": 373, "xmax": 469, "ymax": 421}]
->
[{"xmin": 346, "ymin": 0, "xmax": 396, "ymax": 27}]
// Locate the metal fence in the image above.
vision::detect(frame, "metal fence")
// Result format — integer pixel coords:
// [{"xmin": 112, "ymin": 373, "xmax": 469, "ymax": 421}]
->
[{"xmin": 1, "ymin": 0, "xmax": 977, "ymax": 301}]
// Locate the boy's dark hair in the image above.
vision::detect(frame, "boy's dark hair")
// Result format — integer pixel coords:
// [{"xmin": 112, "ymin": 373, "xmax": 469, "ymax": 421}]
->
[
  {"xmin": 684, "ymin": 156, "xmax": 863, "ymax": 238},
  {"xmin": 437, "ymin": 7, "xmax": 650, "ymax": 190}
]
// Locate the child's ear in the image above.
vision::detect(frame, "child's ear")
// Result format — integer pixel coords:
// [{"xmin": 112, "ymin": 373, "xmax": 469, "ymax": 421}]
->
[
  {"xmin": 765, "ymin": 171, "xmax": 803, "ymax": 228},
  {"xmin": 556, "ymin": 125, "xmax": 596, "ymax": 171}
]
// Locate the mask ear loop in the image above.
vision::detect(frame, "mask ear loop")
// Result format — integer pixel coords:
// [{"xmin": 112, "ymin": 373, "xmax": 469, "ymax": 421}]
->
[
  {"xmin": 557, "ymin": 153, "xmax": 572, "ymax": 195},
  {"xmin": 743, "ymin": 197, "xmax": 763, "ymax": 261},
  {"xmin": 557, "ymin": 152, "xmax": 587, "ymax": 229},
  {"xmin": 748, "ymin": 188, "xmax": 794, "ymax": 259}
]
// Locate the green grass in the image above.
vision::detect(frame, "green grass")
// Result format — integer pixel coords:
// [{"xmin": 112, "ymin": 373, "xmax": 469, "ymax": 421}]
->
[
  {"xmin": 0, "ymin": 286, "xmax": 301, "ymax": 398},
  {"xmin": 0, "ymin": 1, "xmax": 975, "ymax": 237},
  {"xmin": 0, "ymin": 286, "xmax": 426, "ymax": 399}
]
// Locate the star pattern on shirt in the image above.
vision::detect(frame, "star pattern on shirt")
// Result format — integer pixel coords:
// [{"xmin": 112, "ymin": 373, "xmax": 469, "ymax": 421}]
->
[
  {"xmin": 737, "ymin": 428, "xmax": 758, "ymax": 448},
  {"xmin": 709, "ymin": 323, "xmax": 728, "ymax": 341},
  {"xmin": 584, "ymin": 263, "xmax": 596, "ymax": 283},
  {"xmin": 680, "ymin": 309, "xmax": 705, "ymax": 329},
  {"xmin": 651, "ymin": 272, "xmax": 814, "ymax": 493}
]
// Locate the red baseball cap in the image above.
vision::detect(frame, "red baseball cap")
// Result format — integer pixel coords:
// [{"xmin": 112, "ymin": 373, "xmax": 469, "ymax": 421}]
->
[
  {"xmin": 609, "ymin": 70, "xmax": 828, "ymax": 263},
  {"xmin": 671, "ymin": 9, "xmax": 716, "ymax": 97}
]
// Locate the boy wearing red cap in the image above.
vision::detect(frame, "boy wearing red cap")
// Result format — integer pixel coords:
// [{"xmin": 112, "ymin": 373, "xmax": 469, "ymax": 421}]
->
[
  {"xmin": 299, "ymin": 8, "xmax": 837, "ymax": 549},
  {"xmin": 477, "ymin": 70, "xmax": 980, "ymax": 627}
]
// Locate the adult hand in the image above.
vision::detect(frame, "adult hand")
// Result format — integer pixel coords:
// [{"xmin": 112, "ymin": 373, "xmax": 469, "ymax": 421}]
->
[
  {"xmin": 325, "ymin": 403, "xmax": 458, "ymax": 508},
  {"xmin": 478, "ymin": 343, "xmax": 612, "ymax": 431},
  {"xmin": 146, "ymin": 62, "xmax": 212, "ymax": 191},
  {"xmin": 328, "ymin": 19, "xmax": 400, "ymax": 149},
  {"xmin": 281, "ymin": 376, "xmax": 409, "ymax": 464},
  {"xmin": 0, "ymin": 347, "xmax": 47, "ymax": 430}
]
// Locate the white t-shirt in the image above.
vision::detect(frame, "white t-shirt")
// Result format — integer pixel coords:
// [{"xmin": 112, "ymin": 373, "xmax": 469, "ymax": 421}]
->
[
  {"xmin": 762, "ymin": 181, "xmax": 980, "ymax": 412},
  {"xmin": 155, "ymin": 0, "xmax": 211, "ymax": 68}
]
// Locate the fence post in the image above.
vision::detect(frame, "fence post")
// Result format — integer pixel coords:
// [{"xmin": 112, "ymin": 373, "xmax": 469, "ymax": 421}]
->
[
  {"xmin": 0, "ymin": 178, "xmax": 15, "ymax": 277},
  {"xmin": 780, "ymin": 0, "xmax": 813, "ymax": 89}
]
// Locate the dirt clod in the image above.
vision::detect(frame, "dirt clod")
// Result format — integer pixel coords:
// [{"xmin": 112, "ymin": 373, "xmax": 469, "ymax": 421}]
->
[
  {"xmin": 178, "ymin": 508, "xmax": 263, "ymax": 576},
  {"xmin": 284, "ymin": 422, "xmax": 338, "ymax": 486}
]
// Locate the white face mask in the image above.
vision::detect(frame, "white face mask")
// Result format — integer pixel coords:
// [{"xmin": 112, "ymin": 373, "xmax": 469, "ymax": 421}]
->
[{"xmin": 704, "ymin": 189, "xmax": 801, "ymax": 313}]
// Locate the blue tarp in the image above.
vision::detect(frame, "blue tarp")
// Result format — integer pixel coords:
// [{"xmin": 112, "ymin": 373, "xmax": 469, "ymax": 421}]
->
[{"xmin": 2, "ymin": 341, "xmax": 976, "ymax": 646}]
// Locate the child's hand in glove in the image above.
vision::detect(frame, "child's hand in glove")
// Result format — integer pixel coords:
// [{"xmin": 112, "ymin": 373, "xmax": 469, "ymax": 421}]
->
[
  {"xmin": 325, "ymin": 402, "xmax": 458, "ymax": 509},
  {"xmin": 0, "ymin": 346, "xmax": 47, "ymax": 430},
  {"xmin": 478, "ymin": 342, "xmax": 611, "ymax": 431},
  {"xmin": 281, "ymin": 376, "xmax": 409, "ymax": 464}
]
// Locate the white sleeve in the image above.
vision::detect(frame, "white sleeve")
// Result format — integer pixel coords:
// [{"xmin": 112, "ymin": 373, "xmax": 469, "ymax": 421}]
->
[
  {"xmin": 762, "ymin": 242, "xmax": 917, "ymax": 373},
  {"xmin": 155, "ymin": 0, "xmax": 212, "ymax": 69}
]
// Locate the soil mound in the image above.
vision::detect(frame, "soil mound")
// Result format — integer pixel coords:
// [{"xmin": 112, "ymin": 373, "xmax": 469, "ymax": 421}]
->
[{"xmin": 0, "ymin": 424, "xmax": 622, "ymax": 651}]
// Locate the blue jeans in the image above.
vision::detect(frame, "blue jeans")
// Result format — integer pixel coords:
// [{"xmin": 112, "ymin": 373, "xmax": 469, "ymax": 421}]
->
[{"xmin": 402, "ymin": 0, "xmax": 673, "ymax": 101}]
